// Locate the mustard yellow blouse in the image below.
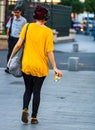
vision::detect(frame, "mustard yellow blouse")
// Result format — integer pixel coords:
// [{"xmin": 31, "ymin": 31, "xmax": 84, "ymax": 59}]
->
[{"xmin": 19, "ymin": 23, "xmax": 54, "ymax": 77}]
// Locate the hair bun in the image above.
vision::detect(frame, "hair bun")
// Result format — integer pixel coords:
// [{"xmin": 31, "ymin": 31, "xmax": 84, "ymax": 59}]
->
[
  {"xmin": 33, "ymin": 5, "xmax": 49, "ymax": 20},
  {"xmin": 36, "ymin": 5, "xmax": 43, "ymax": 11}
]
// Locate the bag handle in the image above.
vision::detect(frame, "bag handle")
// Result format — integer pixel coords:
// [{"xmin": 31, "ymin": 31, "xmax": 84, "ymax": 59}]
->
[
  {"xmin": 24, "ymin": 23, "xmax": 29, "ymax": 44},
  {"xmin": 8, "ymin": 16, "xmax": 14, "ymax": 36}
]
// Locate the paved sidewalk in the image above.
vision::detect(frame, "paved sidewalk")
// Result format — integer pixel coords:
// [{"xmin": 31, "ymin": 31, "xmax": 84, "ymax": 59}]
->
[{"xmin": 0, "ymin": 68, "xmax": 95, "ymax": 130}]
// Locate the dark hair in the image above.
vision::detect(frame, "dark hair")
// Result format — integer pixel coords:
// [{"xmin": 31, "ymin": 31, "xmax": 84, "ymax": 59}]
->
[
  {"xmin": 33, "ymin": 5, "xmax": 49, "ymax": 20},
  {"xmin": 14, "ymin": 6, "xmax": 22, "ymax": 11}
]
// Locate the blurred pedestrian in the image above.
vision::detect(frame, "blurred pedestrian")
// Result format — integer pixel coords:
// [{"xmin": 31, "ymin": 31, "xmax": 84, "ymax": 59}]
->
[
  {"xmin": 71, "ymin": 19, "xmax": 74, "ymax": 29},
  {"xmin": 7, "ymin": 5, "xmax": 63, "ymax": 124},
  {"xmin": 5, "ymin": 6, "xmax": 27, "ymax": 73},
  {"xmin": 92, "ymin": 16, "xmax": 95, "ymax": 41}
]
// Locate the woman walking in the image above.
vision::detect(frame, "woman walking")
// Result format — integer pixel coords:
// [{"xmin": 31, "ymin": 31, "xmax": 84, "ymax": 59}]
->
[{"xmin": 7, "ymin": 5, "xmax": 62, "ymax": 124}]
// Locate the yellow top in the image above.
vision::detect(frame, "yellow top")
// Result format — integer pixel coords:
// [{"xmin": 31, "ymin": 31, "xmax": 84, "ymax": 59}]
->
[{"xmin": 19, "ymin": 23, "xmax": 54, "ymax": 77}]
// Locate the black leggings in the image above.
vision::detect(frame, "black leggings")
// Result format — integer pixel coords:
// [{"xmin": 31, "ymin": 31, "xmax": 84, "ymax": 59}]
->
[{"xmin": 22, "ymin": 72, "xmax": 46, "ymax": 118}]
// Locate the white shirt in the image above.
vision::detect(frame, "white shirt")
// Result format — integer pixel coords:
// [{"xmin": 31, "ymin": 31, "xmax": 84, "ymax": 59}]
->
[{"xmin": 6, "ymin": 16, "xmax": 27, "ymax": 38}]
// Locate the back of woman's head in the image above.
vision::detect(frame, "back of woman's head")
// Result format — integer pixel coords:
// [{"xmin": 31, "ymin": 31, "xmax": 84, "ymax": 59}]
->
[{"xmin": 33, "ymin": 5, "xmax": 49, "ymax": 20}]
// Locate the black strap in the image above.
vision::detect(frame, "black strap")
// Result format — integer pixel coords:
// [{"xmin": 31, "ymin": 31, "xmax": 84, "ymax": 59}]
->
[
  {"xmin": 9, "ymin": 16, "xmax": 14, "ymax": 36},
  {"xmin": 24, "ymin": 23, "xmax": 29, "ymax": 43}
]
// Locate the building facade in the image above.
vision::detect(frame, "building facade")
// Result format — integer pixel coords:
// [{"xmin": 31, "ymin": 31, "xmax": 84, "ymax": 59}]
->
[{"xmin": 0, "ymin": 0, "xmax": 18, "ymax": 33}]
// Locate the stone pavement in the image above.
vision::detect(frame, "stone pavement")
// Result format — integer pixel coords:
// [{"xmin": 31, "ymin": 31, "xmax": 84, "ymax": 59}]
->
[
  {"xmin": 0, "ymin": 34, "xmax": 95, "ymax": 130},
  {"xmin": 0, "ymin": 68, "xmax": 95, "ymax": 130},
  {"xmin": 54, "ymin": 34, "xmax": 95, "ymax": 53}
]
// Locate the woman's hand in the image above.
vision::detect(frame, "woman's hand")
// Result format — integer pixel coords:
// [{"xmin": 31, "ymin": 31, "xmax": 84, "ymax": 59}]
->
[
  {"xmin": 7, "ymin": 58, "xmax": 12, "ymax": 68},
  {"xmin": 47, "ymin": 51, "xmax": 63, "ymax": 77},
  {"xmin": 53, "ymin": 67, "xmax": 63, "ymax": 77}
]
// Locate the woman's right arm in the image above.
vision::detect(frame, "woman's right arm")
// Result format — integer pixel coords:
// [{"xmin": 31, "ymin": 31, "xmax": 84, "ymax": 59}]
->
[{"xmin": 7, "ymin": 38, "xmax": 24, "ymax": 67}]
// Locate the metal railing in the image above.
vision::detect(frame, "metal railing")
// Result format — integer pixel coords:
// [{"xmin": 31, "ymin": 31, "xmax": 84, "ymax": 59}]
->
[
  {"xmin": 0, "ymin": 0, "xmax": 72, "ymax": 36},
  {"xmin": 21, "ymin": 1, "xmax": 72, "ymax": 36}
]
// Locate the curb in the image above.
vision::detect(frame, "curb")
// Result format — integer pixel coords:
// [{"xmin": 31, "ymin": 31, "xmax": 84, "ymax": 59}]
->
[
  {"xmin": 0, "ymin": 35, "xmax": 75, "ymax": 50},
  {"xmin": 55, "ymin": 36, "xmax": 75, "ymax": 43}
]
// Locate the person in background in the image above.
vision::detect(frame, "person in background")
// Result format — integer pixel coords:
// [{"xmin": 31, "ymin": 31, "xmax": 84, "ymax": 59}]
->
[
  {"xmin": 71, "ymin": 19, "xmax": 74, "ymax": 29},
  {"xmin": 92, "ymin": 16, "xmax": 95, "ymax": 41},
  {"xmin": 7, "ymin": 5, "xmax": 63, "ymax": 124},
  {"xmin": 5, "ymin": 6, "xmax": 27, "ymax": 73}
]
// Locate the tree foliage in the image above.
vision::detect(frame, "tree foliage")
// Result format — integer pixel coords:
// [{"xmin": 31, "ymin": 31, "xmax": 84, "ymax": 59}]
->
[
  {"xmin": 59, "ymin": 0, "xmax": 84, "ymax": 14},
  {"xmin": 59, "ymin": 0, "xmax": 95, "ymax": 14},
  {"xmin": 72, "ymin": 0, "xmax": 84, "ymax": 13},
  {"xmin": 85, "ymin": 0, "xmax": 95, "ymax": 13}
]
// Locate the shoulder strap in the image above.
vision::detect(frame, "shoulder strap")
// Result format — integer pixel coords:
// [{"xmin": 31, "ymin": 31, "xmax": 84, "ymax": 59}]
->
[
  {"xmin": 9, "ymin": 16, "xmax": 14, "ymax": 36},
  {"xmin": 24, "ymin": 23, "xmax": 29, "ymax": 43}
]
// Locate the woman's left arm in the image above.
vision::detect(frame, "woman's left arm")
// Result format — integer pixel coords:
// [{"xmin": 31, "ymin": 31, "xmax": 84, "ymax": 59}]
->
[{"xmin": 47, "ymin": 51, "xmax": 63, "ymax": 77}]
